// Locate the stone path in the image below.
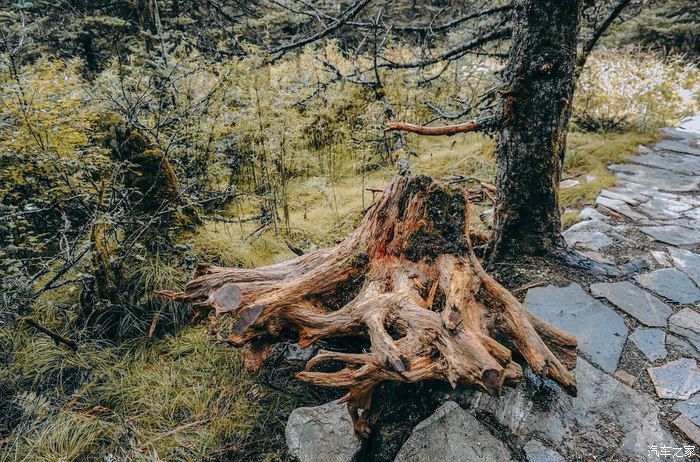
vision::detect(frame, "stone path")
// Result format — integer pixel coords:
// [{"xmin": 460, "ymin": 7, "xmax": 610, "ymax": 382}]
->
[
  {"xmin": 284, "ymin": 114, "xmax": 700, "ymax": 461},
  {"xmin": 517, "ymin": 113, "xmax": 700, "ymax": 459}
]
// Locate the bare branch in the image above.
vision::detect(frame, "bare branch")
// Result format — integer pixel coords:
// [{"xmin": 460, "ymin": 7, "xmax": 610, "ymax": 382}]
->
[
  {"xmin": 270, "ymin": 0, "xmax": 373, "ymax": 58},
  {"xmin": 351, "ymin": 4, "xmax": 513, "ymax": 34},
  {"xmin": 24, "ymin": 318, "xmax": 78, "ymax": 350},
  {"xmin": 576, "ymin": 0, "xmax": 632, "ymax": 75},
  {"xmin": 382, "ymin": 27, "xmax": 511, "ymax": 69},
  {"xmin": 386, "ymin": 113, "xmax": 500, "ymax": 136}
]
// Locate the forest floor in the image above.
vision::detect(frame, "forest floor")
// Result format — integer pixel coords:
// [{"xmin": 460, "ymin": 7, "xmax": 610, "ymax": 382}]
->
[{"xmin": 0, "ymin": 127, "xmax": 681, "ymax": 462}]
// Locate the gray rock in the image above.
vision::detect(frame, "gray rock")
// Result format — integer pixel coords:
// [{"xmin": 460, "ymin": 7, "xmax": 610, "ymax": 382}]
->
[
  {"xmin": 651, "ymin": 250, "xmax": 672, "ymax": 267},
  {"xmin": 634, "ymin": 150, "xmax": 700, "ymax": 175},
  {"xmin": 599, "ymin": 189, "xmax": 638, "ymax": 205},
  {"xmin": 675, "ymin": 218, "xmax": 700, "ymax": 231},
  {"xmin": 577, "ymin": 250, "xmax": 614, "ymax": 265},
  {"xmin": 639, "ymin": 197, "xmax": 690, "ymax": 221},
  {"xmin": 608, "ymin": 163, "xmax": 700, "ymax": 192},
  {"xmin": 668, "ymin": 334, "xmax": 700, "ymax": 359},
  {"xmin": 655, "ymin": 139, "xmax": 700, "ymax": 156},
  {"xmin": 639, "ymin": 225, "xmax": 700, "ymax": 246},
  {"xmin": 590, "ymin": 281, "xmax": 672, "ymax": 327},
  {"xmin": 394, "ymin": 401, "xmax": 513, "ymax": 462},
  {"xmin": 566, "ymin": 219, "xmax": 617, "ymax": 233},
  {"xmin": 579, "ymin": 206, "xmax": 608, "ymax": 221},
  {"xmin": 648, "ymin": 358, "xmax": 700, "ymax": 400},
  {"xmin": 559, "ymin": 179, "xmax": 580, "ymax": 189},
  {"xmin": 669, "ymin": 308, "xmax": 700, "ymax": 351},
  {"xmin": 285, "ymin": 343, "xmax": 317, "ymax": 361},
  {"xmin": 661, "ymin": 127, "xmax": 700, "ymax": 142},
  {"xmin": 525, "ymin": 283, "xmax": 627, "ymax": 373},
  {"xmin": 611, "ymin": 186, "xmax": 652, "ymax": 203},
  {"xmin": 470, "ymin": 358, "xmax": 677, "ymax": 461},
  {"xmin": 563, "ymin": 230, "xmax": 613, "ymax": 252},
  {"xmin": 595, "ymin": 195, "xmax": 646, "ymax": 221},
  {"xmin": 684, "ymin": 208, "xmax": 700, "ymax": 221},
  {"xmin": 285, "ymin": 400, "xmax": 360, "ymax": 462},
  {"xmin": 629, "ymin": 328, "xmax": 668, "ymax": 362},
  {"xmin": 522, "ymin": 439, "xmax": 564, "ymax": 462},
  {"xmin": 635, "ymin": 268, "xmax": 700, "ymax": 304},
  {"xmin": 674, "ymin": 394, "xmax": 700, "ymax": 427},
  {"xmin": 668, "ymin": 247, "xmax": 700, "ymax": 286}
]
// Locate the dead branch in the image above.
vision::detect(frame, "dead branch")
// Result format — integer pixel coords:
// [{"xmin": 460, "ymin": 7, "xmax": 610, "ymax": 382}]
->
[
  {"xmin": 386, "ymin": 113, "xmax": 499, "ymax": 136},
  {"xmin": 271, "ymin": 0, "xmax": 372, "ymax": 58},
  {"xmin": 381, "ymin": 27, "xmax": 511, "ymax": 69},
  {"xmin": 576, "ymin": 0, "xmax": 632, "ymax": 75},
  {"xmin": 24, "ymin": 318, "xmax": 78, "ymax": 350}
]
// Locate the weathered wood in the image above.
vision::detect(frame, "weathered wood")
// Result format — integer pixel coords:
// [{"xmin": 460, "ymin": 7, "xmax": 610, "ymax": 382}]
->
[{"xmin": 159, "ymin": 175, "xmax": 577, "ymax": 437}]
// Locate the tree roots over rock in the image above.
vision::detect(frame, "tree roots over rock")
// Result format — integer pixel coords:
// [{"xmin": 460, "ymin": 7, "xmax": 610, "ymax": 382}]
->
[{"xmin": 158, "ymin": 175, "xmax": 577, "ymax": 437}]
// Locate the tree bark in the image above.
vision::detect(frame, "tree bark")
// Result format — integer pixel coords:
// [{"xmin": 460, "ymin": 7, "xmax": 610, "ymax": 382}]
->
[
  {"xmin": 489, "ymin": 0, "xmax": 581, "ymax": 260},
  {"xmin": 159, "ymin": 175, "xmax": 577, "ymax": 437}
]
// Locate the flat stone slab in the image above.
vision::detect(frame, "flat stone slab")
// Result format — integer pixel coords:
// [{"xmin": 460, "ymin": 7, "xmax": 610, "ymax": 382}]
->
[
  {"xmin": 674, "ymin": 394, "xmax": 700, "ymax": 427},
  {"xmin": 635, "ymin": 268, "xmax": 700, "ymax": 304},
  {"xmin": 595, "ymin": 195, "xmax": 646, "ymax": 221},
  {"xmin": 639, "ymin": 197, "xmax": 693, "ymax": 221},
  {"xmin": 394, "ymin": 401, "xmax": 513, "ymax": 462},
  {"xmin": 609, "ymin": 163, "xmax": 700, "ymax": 192},
  {"xmin": 656, "ymin": 139, "xmax": 700, "ymax": 156},
  {"xmin": 525, "ymin": 283, "xmax": 627, "ymax": 373},
  {"xmin": 579, "ymin": 206, "xmax": 608, "ymax": 221},
  {"xmin": 629, "ymin": 328, "xmax": 668, "ymax": 362},
  {"xmin": 671, "ymin": 415, "xmax": 700, "ymax": 448},
  {"xmin": 522, "ymin": 439, "xmax": 564, "ymax": 462},
  {"xmin": 566, "ymin": 219, "xmax": 620, "ymax": 233},
  {"xmin": 639, "ymin": 225, "xmax": 700, "ymax": 246},
  {"xmin": 669, "ymin": 308, "xmax": 700, "ymax": 351},
  {"xmin": 285, "ymin": 400, "xmax": 360, "ymax": 462},
  {"xmin": 685, "ymin": 208, "xmax": 700, "ymax": 221},
  {"xmin": 599, "ymin": 189, "xmax": 639, "ymax": 205},
  {"xmin": 668, "ymin": 247, "xmax": 700, "ymax": 286},
  {"xmin": 634, "ymin": 150, "xmax": 700, "ymax": 175},
  {"xmin": 590, "ymin": 281, "xmax": 672, "ymax": 327},
  {"xmin": 577, "ymin": 250, "xmax": 614, "ymax": 265},
  {"xmin": 668, "ymin": 334, "xmax": 700, "ymax": 359},
  {"xmin": 661, "ymin": 127, "xmax": 700, "ymax": 142},
  {"xmin": 469, "ymin": 359, "xmax": 677, "ymax": 460},
  {"xmin": 648, "ymin": 358, "xmax": 700, "ymax": 400},
  {"xmin": 562, "ymin": 230, "xmax": 613, "ymax": 252}
]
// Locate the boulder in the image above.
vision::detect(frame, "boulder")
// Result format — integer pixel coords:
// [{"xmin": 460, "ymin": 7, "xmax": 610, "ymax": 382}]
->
[
  {"xmin": 286, "ymin": 400, "xmax": 361, "ymax": 462},
  {"xmin": 394, "ymin": 401, "xmax": 513, "ymax": 462}
]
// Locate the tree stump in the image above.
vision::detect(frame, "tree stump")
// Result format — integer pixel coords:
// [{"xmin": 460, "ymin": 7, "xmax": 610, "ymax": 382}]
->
[{"xmin": 158, "ymin": 175, "xmax": 577, "ymax": 437}]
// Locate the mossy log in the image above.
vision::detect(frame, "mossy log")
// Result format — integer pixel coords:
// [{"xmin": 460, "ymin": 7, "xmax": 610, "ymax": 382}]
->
[{"xmin": 159, "ymin": 175, "xmax": 577, "ymax": 437}]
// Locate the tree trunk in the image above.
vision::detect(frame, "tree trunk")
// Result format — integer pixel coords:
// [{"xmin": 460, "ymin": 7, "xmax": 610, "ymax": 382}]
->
[
  {"xmin": 490, "ymin": 0, "xmax": 581, "ymax": 260},
  {"xmin": 159, "ymin": 175, "xmax": 577, "ymax": 437}
]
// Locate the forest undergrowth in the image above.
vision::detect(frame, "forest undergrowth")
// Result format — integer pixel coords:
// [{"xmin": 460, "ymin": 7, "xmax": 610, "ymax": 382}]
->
[{"xmin": 0, "ymin": 40, "xmax": 697, "ymax": 461}]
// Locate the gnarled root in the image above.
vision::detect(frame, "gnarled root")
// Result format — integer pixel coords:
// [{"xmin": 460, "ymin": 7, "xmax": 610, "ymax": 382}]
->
[{"xmin": 158, "ymin": 175, "xmax": 577, "ymax": 437}]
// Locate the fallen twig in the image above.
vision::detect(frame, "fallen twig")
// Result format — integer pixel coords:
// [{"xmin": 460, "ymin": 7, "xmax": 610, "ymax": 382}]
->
[{"xmin": 24, "ymin": 318, "xmax": 78, "ymax": 350}]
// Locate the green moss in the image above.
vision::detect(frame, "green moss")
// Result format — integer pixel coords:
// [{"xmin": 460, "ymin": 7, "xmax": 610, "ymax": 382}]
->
[{"xmin": 129, "ymin": 148, "xmax": 180, "ymax": 212}]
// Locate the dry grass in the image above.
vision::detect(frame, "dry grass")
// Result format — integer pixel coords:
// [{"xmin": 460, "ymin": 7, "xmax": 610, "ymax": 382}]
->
[{"xmin": 1, "ymin": 328, "xmax": 296, "ymax": 462}]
